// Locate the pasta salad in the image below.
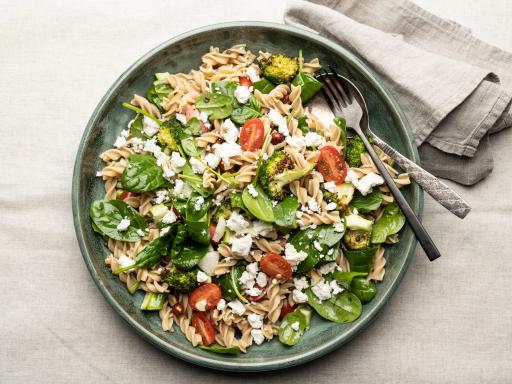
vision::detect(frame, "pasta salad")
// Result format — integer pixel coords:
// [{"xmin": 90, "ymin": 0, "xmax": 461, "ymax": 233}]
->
[{"xmin": 90, "ymin": 44, "xmax": 411, "ymax": 354}]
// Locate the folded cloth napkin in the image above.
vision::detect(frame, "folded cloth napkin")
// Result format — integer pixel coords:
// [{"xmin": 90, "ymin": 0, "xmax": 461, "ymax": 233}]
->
[{"xmin": 284, "ymin": 0, "xmax": 512, "ymax": 185}]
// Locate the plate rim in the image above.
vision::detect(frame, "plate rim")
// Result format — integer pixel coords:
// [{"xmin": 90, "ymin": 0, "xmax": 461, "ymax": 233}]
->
[{"xmin": 72, "ymin": 21, "xmax": 423, "ymax": 372}]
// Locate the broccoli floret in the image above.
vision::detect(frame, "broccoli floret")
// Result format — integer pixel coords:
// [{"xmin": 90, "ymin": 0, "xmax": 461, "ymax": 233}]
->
[
  {"xmin": 213, "ymin": 201, "xmax": 232, "ymax": 223},
  {"xmin": 157, "ymin": 126, "xmax": 180, "ymax": 152},
  {"xmin": 343, "ymin": 229, "xmax": 371, "ymax": 250},
  {"xmin": 260, "ymin": 54, "xmax": 299, "ymax": 84},
  {"xmin": 259, "ymin": 151, "xmax": 315, "ymax": 200},
  {"xmin": 323, "ymin": 191, "xmax": 340, "ymax": 209},
  {"xmin": 161, "ymin": 267, "xmax": 198, "ymax": 293},
  {"xmin": 345, "ymin": 136, "xmax": 366, "ymax": 167}
]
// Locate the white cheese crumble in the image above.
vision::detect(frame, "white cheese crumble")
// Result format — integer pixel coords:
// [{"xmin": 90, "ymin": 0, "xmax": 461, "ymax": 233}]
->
[
  {"xmin": 323, "ymin": 181, "xmax": 337, "ymax": 193},
  {"xmin": 96, "ymin": 171, "xmax": 103, "ymax": 177},
  {"xmin": 247, "ymin": 313, "xmax": 264, "ymax": 329},
  {"xmin": 116, "ymin": 218, "xmax": 130, "ymax": 231},
  {"xmin": 285, "ymin": 135, "xmax": 306, "ymax": 149},
  {"xmin": 325, "ymin": 202, "xmax": 338, "ymax": 211},
  {"xmin": 311, "ymin": 280, "xmax": 332, "ymax": 301},
  {"xmin": 246, "ymin": 66, "xmax": 261, "ymax": 82},
  {"xmin": 204, "ymin": 153, "xmax": 221, "ymax": 169},
  {"xmin": 160, "ymin": 226, "xmax": 171, "ymax": 236},
  {"xmin": 247, "ymin": 184, "xmax": 259, "ymax": 198},
  {"xmin": 291, "ymin": 321, "xmax": 300, "ymax": 331},
  {"xmin": 313, "ymin": 241, "xmax": 323, "ymax": 252},
  {"xmin": 196, "ymin": 270, "xmax": 209, "ymax": 283},
  {"xmin": 120, "ymin": 129, "xmax": 130, "ymax": 138},
  {"xmin": 333, "ymin": 221, "xmax": 345, "ymax": 233},
  {"xmin": 216, "ymin": 298, "xmax": 226, "ymax": 311},
  {"xmin": 251, "ymin": 329, "xmax": 265, "ymax": 345},
  {"xmin": 213, "ymin": 142, "xmax": 242, "ymax": 167},
  {"xmin": 318, "ymin": 262, "xmax": 338, "ymax": 275},
  {"xmin": 234, "ymin": 85, "xmax": 252, "ymax": 104},
  {"xmin": 153, "ymin": 189, "xmax": 170, "ymax": 204},
  {"xmin": 307, "ymin": 198, "xmax": 320, "ymax": 213},
  {"xmin": 221, "ymin": 119, "xmax": 239, "ymax": 144},
  {"xmin": 227, "ymin": 300, "xmax": 246, "ymax": 316},
  {"xmin": 117, "ymin": 254, "xmax": 135, "ymax": 271},
  {"xmin": 175, "ymin": 113, "xmax": 187, "ymax": 125},
  {"xmin": 194, "ymin": 196, "xmax": 205, "ymax": 211},
  {"xmin": 195, "ymin": 299, "xmax": 208, "ymax": 311},
  {"xmin": 136, "ymin": 229, "xmax": 145, "ymax": 237},
  {"xmin": 199, "ymin": 112, "xmax": 209, "ymax": 124},
  {"xmin": 256, "ymin": 272, "xmax": 268, "ymax": 287},
  {"xmin": 284, "ymin": 243, "xmax": 308, "ymax": 271},
  {"xmin": 346, "ymin": 170, "xmax": 384, "ymax": 196},
  {"xmin": 246, "ymin": 287, "xmax": 262, "ymax": 297},
  {"xmin": 292, "ymin": 289, "xmax": 308, "ymax": 303},
  {"xmin": 305, "ymin": 132, "xmax": 325, "ymax": 147},
  {"xmin": 267, "ymin": 109, "xmax": 289, "ymax": 136},
  {"xmin": 226, "ymin": 211, "xmax": 249, "ymax": 232},
  {"xmin": 170, "ymin": 151, "xmax": 186, "ymax": 169},
  {"xmin": 113, "ymin": 136, "xmax": 127, "ymax": 148},
  {"xmin": 142, "ymin": 116, "xmax": 160, "ymax": 137},
  {"xmin": 161, "ymin": 209, "xmax": 177, "ymax": 225},
  {"xmin": 293, "ymin": 276, "xmax": 309, "ymax": 291},
  {"xmin": 189, "ymin": 157, "xmax": 205, "ymax": 174},
  {"xmin": 231, "ymin": 235, "xmax": 252, "ymax": 258},
  {"xmin": 330, "ymin": 280, "xmax": 343, "ymax": 295}
]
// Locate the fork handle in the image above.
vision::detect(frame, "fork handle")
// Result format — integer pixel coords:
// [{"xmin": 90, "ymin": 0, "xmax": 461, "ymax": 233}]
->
[
  {"xmin": 369, "ymin": 133, "xmax": 471, "ymax": 219},
  {"xmin": 356, "ymin": 131, "xmax": 441, "ymax": 261}
]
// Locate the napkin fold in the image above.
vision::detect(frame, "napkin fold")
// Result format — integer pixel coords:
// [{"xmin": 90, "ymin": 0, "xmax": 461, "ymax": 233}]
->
[{"xmin": 284, "ymin": 0, "xmax": 512, "ymax": 185}]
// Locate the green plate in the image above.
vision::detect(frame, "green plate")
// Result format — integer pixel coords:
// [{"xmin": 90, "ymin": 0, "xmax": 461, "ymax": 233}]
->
[{"xmin": 72, "ymin": 22, "xmax": 422, "ymax": 372}]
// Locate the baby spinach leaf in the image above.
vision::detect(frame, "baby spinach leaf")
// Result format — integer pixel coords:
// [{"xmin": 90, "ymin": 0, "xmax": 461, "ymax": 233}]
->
[
  {"xmin": 291, "ymin": 72, "xmax": 323, "ymax": 103},
  {"xmin": 231, "ymin": 103, "xmax": 262, "ymax": 125},
  {"xmin": 371, "ymin": 203, "xmax": 405, "ymax": 244},
  {"xmin": 344, "ymin": 246, "xmax": 378, "ymax": 273},
  {"xmin": 180, "ymin": 163, "xmax": 213, "ymax": 197},
  {"xmin": 306, "ymin": 289, "xmax": 362, "ymax": 324},
  {"xmin": 186, "ymin": 193, "xmax": 213, "ymax": 222},
  {"xmin": 278, "ymin": 307, "xmax": 312, "ymax": 347},
  {"xmin": 349, "ymin": 189, "xmax": 383, "ymax": 213},
  {"xmin": 121, "ymin": 154, "xmax": 167, "ymax": 193},
  {"xmin": 297, "ymin": 115, "xmax": 309, "ymax": 135},
  {"xmin": 200, "ymin": 344, "xmax": 241, "ymax": 355},
  {"xmin": 181, "ymin": 137, "xmax": 199, "ymax": 157},
  {"xmin": 351, "ymin": 277, "xmax": 377, "ymax": 303},
  {"xmin": 230, "ymin": 192, "xmax": 254, "ymax": 218},
  {"xmin": 170, "ymin": 224, "xmax": 187, "ymax": 258},
  {"xmin": 329, "ymin": 270, "xmax": 368, "ymax": 290},
  {"xmin": 196, "ymin": 92, "xmax": 233, "ymax": 120},
  {"xmin": 216, "ymin": 262, "xmax": 246, "ymax": 302},
  {"xmin": 185, "ymin": 117, "xmax": 202, "ymax": 136},
  {"xmin": 89, "ymin": 200, "xmax": 146, "ymax": 242},
  {"xmin": 171, "ymin": 199, "xmax": 187, "ymax": 216},
  {"xmin": 172, "ymin": 240, "xmax": 209, "ymax": 270},
  {"xmin": 211, "ymin": 80, "xmax": 237, "ymax": 98},
  {"xmin": 129, "ymin": 114, "xmax": 148, "ymax": 139},
  {"xmin": 252, "ymin": 78, "xmax": 275, "ymax": 94},
  {"xmin": 242, "ymin": 185, "xmax": 275, "ymax": 223},
  {"xmin": 114, "ymin": 230, "xmax": 175, "ymax": 274},
  {"xmin": 317, "ymin": 224, "xmax": 345, "ymax": 247},
  {"xmin": 273, "ymin": 195, "xmax": 300, "ymax": 231}
]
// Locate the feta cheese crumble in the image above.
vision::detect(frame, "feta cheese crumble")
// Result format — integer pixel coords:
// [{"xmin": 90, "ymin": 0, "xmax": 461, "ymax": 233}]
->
[
  {"xmin": 231, "ymin": 235, "xmax": 252, "ymax": 258},
  {"xmin": 333, "ymin": 221, "xmax": 345, "ymax": 233},
  {"xmin": 318, "ymin": 262, "xmax": 338, "ymax": 275},
  {"xmin": 311, "ymin": 280, "xmax": 332, "ymax": 301},
  {"xmin": 292, "ymin": 289, "xmax": 308, "ymax": 303},
  {"xmin": 213, "ymin": 142, "xmax": 242, "ymax": 167},
  {"xmin": 247, "ymin": 184, "xmax": 259, "ymax": 198},
  {"xmin": 285, "ymin": 135, "xmax": 306, "ymax": 149},
  {"xmin": 142, "ymin": 116, "xmax": 160, "ymax": 137},
  {"xmin": 284, "ymin": 243, "xmax": 308, "ymax": 271},
  {"xmin": 221, "ymin": 119, "xmax": 239, "ymax": 143},
  {"xmin": 346, "ymin": 170, "xmax": 384, "ymax": 196},
  {"xmin": 293, "ymin": 276, "xmax": 309, "ymax": 291},
  {"xmin": 268, "ymin": 109, "xmax": 289, "ymax": 136},
  {"xmin": 251, "ymin": 329, "xmax": 265, "ymax": 345},
  {"xmin": 227, "ymin": 300, "xmax": 246, "ymax": 316},
  {"xmin": 305, "ymin": 132, "xmax": 325, "ymax": 147},
  {"xmin": 307, "ymin": 198, "xmax": 320, "ymax": 213},
  {"xmin": 313, "ymin": 241, "xmax": 323, "ymax": 252},
  {"xmin": 196, "ymin": 270, "xmax": 209, "ymax": 283},
  {"xmin": 117, "ymin": 254, "xmax": 135, "ymax": 271},
  {"xmin": 161, "ymin": 209, "xmax": 177, "ymax": 225},
  {"xmin": 246, "ymin": 66, "xmax": 261, "ymax": 82},
  {"xmin": 216, "ymin": 298, "xmax": 226, "ymax": 311},
  {"xmin": 189, "ymin": 157, "xmax": 205, "ymax": 174},
  {"xmin": 234, "ymin": 85, "xmax": 252, "ymax": 104},
  {"xmin": 175, "ymin": 113, "xmax": 187, "ymax": 125},
  {"xmin": 116, "ymin": 218, "xmax": 130, "ymax": 232},
  {"xmin": 323, "ymin": 181, "xmax": 337, "ymax": 193},
  {"xmin": 204, "ymin": 153, "xmax": 221, "ymax": 169},
  {"xmin": 325, "ymin": 202, "xmax": 337, "ymax": 211},
  {"xmin": 113, "ymin": 136, "xmax": 127, "ymax": 148},
  {"xmin": 247, "ymin": 313, "xmax": 264, "ymax": 329},
  {"xmin": 226, "ymin": 211, "xmax": 249, "ymax": 232},
  {"xmin": 194, "ymin": 196, "xmax": 205, "ymax": 211}
]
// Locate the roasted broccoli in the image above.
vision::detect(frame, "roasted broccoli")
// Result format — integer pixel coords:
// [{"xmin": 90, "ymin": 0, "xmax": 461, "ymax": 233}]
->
[
  {"xmin": 213, "ymin": 201, "xmax": 232, "ymax": 223},
  {"xmin": 259, "ymin": 54, "xmax": 299, "ymax": 84},
  {"xmin": 345, "ymin": 136, "xmax": 366, "ymax": 167},
  {"xmin": 161, "ymin": 267, "xmax": 198, "ymax": 293},
  {"xmin": 343, "ymin": 229, "xmax": 371, "ymax": 250},
  {"xmin": 157, "ymin": 126, "xmax": 180, "ymax": 152},
  {"xmin": 323, "ymin": 183, "xmax": 356, "ymax": 210},
  {"xmin": 259, "ymin": 151, "xmax": 315, "ymax": 200}
]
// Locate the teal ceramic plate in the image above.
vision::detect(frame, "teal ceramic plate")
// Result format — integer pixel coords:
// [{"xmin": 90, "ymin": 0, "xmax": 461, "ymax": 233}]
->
[{"xmin": 72, "ymin": 22, "xmax": 422, "ymax": 372}]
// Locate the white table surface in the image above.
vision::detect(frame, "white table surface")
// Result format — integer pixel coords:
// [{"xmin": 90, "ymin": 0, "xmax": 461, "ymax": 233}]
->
[{"xmin": 1, "ymin": 1, "xmax": 512, "ymax": 382}]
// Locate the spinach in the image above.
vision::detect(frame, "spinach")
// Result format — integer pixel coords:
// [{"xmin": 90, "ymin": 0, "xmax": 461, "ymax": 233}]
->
[
  {"xmin": 129, "ymin": 114, "xmax": 148, "ymax": 139},
  {"xmin": 200, "ymin": 344, "xmax": 241, "ymax": 355},
  {"xmin": 185, "ymin": 117, "xmax": 202, "ymax": 136},
  {"xmin": 180, "ymin": 163, "xmax": 213, "ymax": 197},
  {"xmin": 297, "ymin": 115, "xmax": 309, "ymax": 135},
  {"xmin": 230, "ymin": 192, "xmax": 254, "ymax": 218},
  {"xmin": 349, "ymin": 189, "xmax": 383, "ymax": 213},
  {"xmin": 278, "ymin": 307, "xmax": 312, "ymax": 347},
  {"xmin": 273, "ymin": 195, "xmax": 300, "ymax": 231},
  {"xmin": 146, "ymin": 74, "xmax": 173, "ymax": 111},
  {"xmin": 329, "ymin": 270, "xmax": 368, "ymax": 290},
  {"xmin": 344, "ymin": 246, "xmax": 378, "ymax": 273},
  {"xmin": 89, "ymin": 200, "xmax": 146, "ymax": 242},
  {"xmin": 217, "ymin": 262, "xmax": 246, "ymax": 302},
  {"xmin": 291, "ymin": 72, "xmax": 323, "ymax": 103},
  {"xmin": 170, "ymin": 224, "xmax": 187, "ymax": 259},
  {"xmin": 196, "ymin": 92, "xmax": 233, "ymax": 120},
  {"xmin": 173, "ymin": 240, "xmax": 209, "ymax": 270},
  {"xmin": 171, "ymin": 199, "xmax": 187, "ymax": 216},
  {"xmin": 291, "ymin": 224, "xmax": 345, "ymax": 272},
  {"xmin": 181, "ymin": 137, "xmax": 199, "ymax": 157},
  {"xmin": 241, "ymin": 185, "xmax": 275, "ymax": 223},
  {"xmin": 184, "ymin": 193, "xmax": 211, "ymax": 245},
  {"xmin": 211, "ymin": 80, "xmax": 237, "ymax": 98},
  {"xmin": 333, "ymin": 116, "xmax": 347, "ymax": 155},
  {"xmin": 351, "ymin": 277, "xmax": 377, "ymax": 303},
  {"xmin": 186, "ymin": 193, "xmax": 213, "ymax": 222},
  {"xmin": 114, "ymin": 231, "xmax": 175, "ymax": 274},
  {"xmin": 252, "ymin": 78, "xmax": 275, "ymax": 94},
  {"xmin": 121, "ymin": 154, "xmax": 167, "ymax": 193},
  {"xmin": 231, "ymin": 95, "xmax": 262, "ymax": 125},
  {"xmin": 371, "ymin": 203, "xmax": 405, "ymax": 244},
  {"xmin": 306, "ymin": 289, "xmax": 362, "ymax": 324}
]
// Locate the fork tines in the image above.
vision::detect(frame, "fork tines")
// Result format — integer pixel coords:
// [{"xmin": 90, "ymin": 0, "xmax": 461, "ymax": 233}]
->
[{"xmin": 316, "ymin": 67, "xmax": 353, "ymax": 114}]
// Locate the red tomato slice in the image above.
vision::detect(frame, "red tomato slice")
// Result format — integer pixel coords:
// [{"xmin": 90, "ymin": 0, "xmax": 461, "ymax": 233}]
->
[
  {"xmin": 185, "ymin": 105, "xmax": 199, "ymax": 120},
  {"xmin": 189, "ymin": 283, "xmax": 222, "ymax": 311},
  {"xmin": 209, "ymin": 222, "xmax": 219, "ymax": 245},
  {"xmin": 239, "ymin": 76, "xmax": 253, "ymax": 87},
  {"xmin": 317, "ymin": 145, "xmax": 347, "ymax": 183},
  {"xmin": 118, "ymin": 191, "xmax": 138, "ymax": 201},
  {"xmin": 191, "ymin": 312, "xmax": 216, "ymax": 346},
  {"xmin": 279, "ymin": 298, "xmax": 295, "ymax": 319},
  {"xmin": 240, "ymin": 118, "xmax": 264, "ymax": 152},
  {"xmin": 260, "ymin": 253, "xmax": 292, "ymax": 280}
]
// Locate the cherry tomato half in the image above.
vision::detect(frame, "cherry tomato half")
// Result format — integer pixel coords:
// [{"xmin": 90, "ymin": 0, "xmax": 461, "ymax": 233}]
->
[
  {"xmin": 189, "ymin": 283, "xmax": 222, "ymax": 311},
  {"xmin": 118, "ymin": 191, "xmax": 138, "ymax": 201},
  {"xmin": 240, "ymin": 118, "xmax": 264, "ymax": 152},
  {"xmin": 239, "ymin": 76, "xmax": 253, "ymax": 87},
  {"xmin": 317, "ymin": 145, "xmax": 347, "ymax": 183},
  {"xmin": 279, "ymin": 298, "xmax": 295, "ymax": 319},
  {"xmin": 260, "ymin": 253, "xmax": 292, "ymax": 280},
  {"xmin": 191, "ymin": 312, "xmax": 216, "ymax": 346}
]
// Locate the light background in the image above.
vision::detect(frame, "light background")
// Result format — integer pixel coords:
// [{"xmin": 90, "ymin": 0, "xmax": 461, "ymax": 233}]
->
[{"xmin": 1, "ymin": 1, "xmax": 511, "ymax": 382}]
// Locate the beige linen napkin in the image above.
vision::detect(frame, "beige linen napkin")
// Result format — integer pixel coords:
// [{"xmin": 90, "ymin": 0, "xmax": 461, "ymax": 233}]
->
[{"xmin": 284, "ymin": 0, "xmax": 512, "ymax": 185}]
